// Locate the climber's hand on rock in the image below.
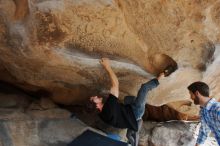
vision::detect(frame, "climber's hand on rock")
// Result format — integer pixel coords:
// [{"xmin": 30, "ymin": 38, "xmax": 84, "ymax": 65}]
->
[{"xmin": 100, "ymin": 58, "xmax": 111, "ymax": 69}]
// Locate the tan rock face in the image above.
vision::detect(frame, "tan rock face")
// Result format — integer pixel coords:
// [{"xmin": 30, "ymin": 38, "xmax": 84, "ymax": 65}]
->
[{"xmin": 0, "ymin": 0, "xmax": 220, "ymax": 119}]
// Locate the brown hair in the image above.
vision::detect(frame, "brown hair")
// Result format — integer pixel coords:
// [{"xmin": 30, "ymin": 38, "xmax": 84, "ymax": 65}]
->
[
  {"xmin": 188, "ymin": 81, "xmax": 209, "ymax": 97},
  {"xmin": 86, "ymin": 94, "xmax": 108, "ymax": 112}
]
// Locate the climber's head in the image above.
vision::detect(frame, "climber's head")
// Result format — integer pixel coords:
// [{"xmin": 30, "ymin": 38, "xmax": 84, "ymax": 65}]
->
[{"xmin": 89, "ymin": 95, "xmax": 105, "ymax": 112}]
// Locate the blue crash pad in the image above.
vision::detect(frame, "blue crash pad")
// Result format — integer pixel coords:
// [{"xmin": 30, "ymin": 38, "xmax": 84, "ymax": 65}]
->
[{"xmin": 68, "ymin": 130, "xmax": 128, "ymax": 146}]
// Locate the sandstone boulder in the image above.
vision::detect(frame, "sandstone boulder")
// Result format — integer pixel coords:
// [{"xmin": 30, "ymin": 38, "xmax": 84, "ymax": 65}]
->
[{"xmin": 0, "ymin": 0, "xmax": 220, "ymax": 118}]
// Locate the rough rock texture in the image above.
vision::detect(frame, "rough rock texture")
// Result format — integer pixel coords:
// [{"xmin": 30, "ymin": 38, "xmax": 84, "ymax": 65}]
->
[
  {"xmin": 0, "ymin": 0, "xmax": 220, "ymax": 119},
  {"xmin": 0, "ymin": 113, "xmax": 102, "ymax": 146},
  {"xmin": 139, "ymin": 121, "xmax": 218, "ymax": 146},
  {"xmin": 0, "ymin": 90, "xmax": 106, "ymax": 146}
]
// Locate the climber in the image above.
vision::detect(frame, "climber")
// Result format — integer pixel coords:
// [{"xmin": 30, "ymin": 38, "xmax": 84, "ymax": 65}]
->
[
  {"xmin": 188, "ymin": 82, "xmax": 220, "ymax": 146},
  {"xmin": 90, "ymin": 58, "xmax": 176, "ymax": 146}
]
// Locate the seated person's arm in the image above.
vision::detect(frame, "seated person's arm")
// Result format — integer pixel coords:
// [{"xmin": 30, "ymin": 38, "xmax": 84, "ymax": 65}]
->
[
  {"xmin": 100, "ymin": 58, "xmax": 119, "ymax": 98},
  {"xmin": 196, "ymin": 118, "xmax": 210, "ymax": 146},
  {"xmin": 216, "ymin": 107, "xmax": 220, "ymax": 122}
]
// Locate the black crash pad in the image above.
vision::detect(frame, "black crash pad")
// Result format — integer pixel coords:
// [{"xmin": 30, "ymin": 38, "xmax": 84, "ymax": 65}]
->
[{"xmin": 68, "ymin": 130, "xmax": 128, "ymax": 146}]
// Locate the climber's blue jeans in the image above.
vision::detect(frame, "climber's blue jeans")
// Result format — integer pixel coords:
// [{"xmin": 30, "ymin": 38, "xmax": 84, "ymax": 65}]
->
[
  {"xmin": 126, "ymin": 79, "xmax": 159, "ymax": 146},
  {"xmin": 126, "ymin": 119, "xmax": 142, "ymax": 146},
  {"xmin": 131, "ymin": 79, "xmax": 159, "ymax": 120}
]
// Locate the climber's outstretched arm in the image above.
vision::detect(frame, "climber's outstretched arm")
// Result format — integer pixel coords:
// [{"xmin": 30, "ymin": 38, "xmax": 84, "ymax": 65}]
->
[{"xmin": 100, "ymin": 58, "xmax": 119, "ymax": 98}]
